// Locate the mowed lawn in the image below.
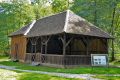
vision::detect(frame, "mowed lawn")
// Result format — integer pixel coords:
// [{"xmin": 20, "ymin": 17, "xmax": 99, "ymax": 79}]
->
[
  {"xmin": 93, "ymin": 75, "xmax": 120, "ymax": 80},
  {"xmin": 0, "ymin": 60, "xmax": 120, "ymax": 74},
  {"xmin": 0, "ymin": 69, "xmax": 83, "ymax": 80},
  {"xmin": 0, "ymin": 56, "xmax": 120, "ymax": 80}
]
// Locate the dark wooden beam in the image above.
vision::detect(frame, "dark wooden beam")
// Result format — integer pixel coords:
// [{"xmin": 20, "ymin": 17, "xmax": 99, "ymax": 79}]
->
[
  {"xmin": 86, "ymin": 37, "xmax": 90, "ymax": 55},
  {"xmin": 101, "ymin": 39, "xmax": 108, "ymax": 51},
  {"xmin": 81, "ymin": 36, "xmax": 92, "ymax": 55},
  {"xmin": 59, "ymin": 34, "xmax": 73, "ymax": 55},
  {"xmin": 41, "ymin": 36, "xmax": 51, "ymax": 55}
]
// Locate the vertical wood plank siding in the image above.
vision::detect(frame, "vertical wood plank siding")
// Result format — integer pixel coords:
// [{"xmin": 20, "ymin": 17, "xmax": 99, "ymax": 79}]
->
[{"xmin": 11, "ymin": 35, "xmax": 26, "ymax": 62}]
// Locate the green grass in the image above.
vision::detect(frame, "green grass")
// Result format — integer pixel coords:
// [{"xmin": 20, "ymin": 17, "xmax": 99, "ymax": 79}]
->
[
  {"xmin": 0, "ymin": 56, "xmax": 8, "ymax": 59},
  {"xmin": 0, "ymin": 56, "xmax": 9, "ymax": 62},
  {"xmin": 19, "ymin": 73, "xmax": 83, "ymax": 80},
  {"xmin": 93, "ymin": 75, "xmax": 120, "ymax": 80},
  {"xmin": 0, "ymin": 69, "xmax": 83, "ymax": 80},
  {"xmin": 0, "ymin": 60, "xmax": 120, "ymax": 74},
  {"xmin": 110, "ymin": 53, "xmax": 120, "ymax": 66}
]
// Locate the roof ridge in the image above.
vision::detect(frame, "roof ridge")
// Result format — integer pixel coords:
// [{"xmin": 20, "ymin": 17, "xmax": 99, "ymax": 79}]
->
[
  {"xmin": 63, "ymin": 10, "xmax": 70, "ymax": 32},
  {"xmin": 24, "ymin": 20, "xmax": 36, "ymax": 35}
]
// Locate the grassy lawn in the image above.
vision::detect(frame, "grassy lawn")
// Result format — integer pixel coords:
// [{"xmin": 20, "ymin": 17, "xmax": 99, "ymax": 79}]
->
[
  {"xmin": 0, "ymin": 60, "xmax": 120, "ymax": 74},
  {"xmin": 0, "ymin": 57, "xmax": 120, "ymax": 74},
  {"xmin": 0, "ymin": 69, "xmax": 83, "ymax": 80},
  {"xmin": 0, "ymin": 56, "xmax": 9, "ymax": 62},
  {"xmin": 93, "ymin": 75, "xmax": 120, "ymax": 80},
  {"xmin": 110, "ymin": 54, "xmax": 120, "ymax": 66}
]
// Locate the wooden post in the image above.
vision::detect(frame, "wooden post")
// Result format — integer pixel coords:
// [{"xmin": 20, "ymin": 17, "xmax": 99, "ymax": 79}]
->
[
  {"xmin": 41, "ymin": 36, "xmax": 51, "ymax": 63},
  {"xmin": 106, "ymin": 39, "xmax": 108, "ymax": 54},
  {"xmin": 81, "ymin": 36, "xmax": 92, "ymax": 55},
  {"xmin": 86, "ymin": 37, "xmax": 89, "ymax": 55},
  {"xmin": 41, "ymin": 37, "xmax": 43, "ymax": 55},
  {"xmin": 59, "ymin": 34, "xmax": 66, "ymax": 55},
  {"xmin": 29, "ymin": 37, "xmax": 39, "ymax": 62},
  {"xmin": 63, "ymin": 34, "xmax": 66, "ymax": 56},
  {"xmin": 45, "ymin": 36, "xmax": 51, "ymax": 54},
  {"xmin": 63, "ymin": 34, "xmax": 66, "ymax": 68},
  {"xmin": 59, "ymin": 34, "xmax": 73, "ymax": 68}
]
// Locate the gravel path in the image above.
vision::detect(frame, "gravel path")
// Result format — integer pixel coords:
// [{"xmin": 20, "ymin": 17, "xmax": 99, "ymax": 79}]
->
[{"xmin": 1, "ymin": 64, "xmax": 119, "ymax": 80}]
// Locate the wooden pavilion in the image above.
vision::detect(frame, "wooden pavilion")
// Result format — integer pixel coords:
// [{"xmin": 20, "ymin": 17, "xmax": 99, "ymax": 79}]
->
[{"xmin": 10, "ymin": 10, "xmax": 112, "ymax": 68}]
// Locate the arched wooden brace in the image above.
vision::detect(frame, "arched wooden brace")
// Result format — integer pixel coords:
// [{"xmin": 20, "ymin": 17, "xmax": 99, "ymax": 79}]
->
[
  {"xmin": 100, "ymin": 39, "xmax": 108, "ymax": 52},
  {"xmin": 41, "ymin": 36, "xmax": 51, "ymax": 54},
  {"xmin": 59, "ymin": 34, "xmax": 73, "ymax": 55},
  {"xmin": 59, "ymin": 34, "xmax": 73, "ymax": 68},
  {"xmin": 81, "ymin": 36, "xmax": 93, "ymax": 55},
  {"xmin": 29, "ymin": 37, "xmax": 39, "ymax": 53},
  {"xmin": 29, "ymin": 37, "xmax": 39, "ymax": 61}
]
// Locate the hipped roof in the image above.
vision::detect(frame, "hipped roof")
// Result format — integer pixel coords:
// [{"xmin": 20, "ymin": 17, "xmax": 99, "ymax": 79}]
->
[{"xmin": 10, "ymin": 10, "xmax": 112, "ymax": 39}]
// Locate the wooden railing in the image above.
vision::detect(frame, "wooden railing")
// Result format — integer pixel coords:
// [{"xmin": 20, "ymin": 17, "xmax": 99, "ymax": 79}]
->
[
  {"xmin": 41, "ymin": 54, "xmax": 64, "ymax": 65},
  {"xmin": 65, "ymin": 55, "xmax": 91, "ymax": 65},
  {"xmin": 25, "ymin": 53, "xmax": 103, "ymax": 66},
  {"xmin": 25, "ymin": 53, "xmax": 41, "ymax": 63},
  {"xmin": 41, "ymin": 54, "xmax": 91, "ymax": 65}
]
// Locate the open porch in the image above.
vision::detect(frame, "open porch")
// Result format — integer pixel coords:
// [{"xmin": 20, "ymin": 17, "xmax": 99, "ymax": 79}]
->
[{"xmin": 25, "ymin": 33, "xmax": 108, "ymax": 68}]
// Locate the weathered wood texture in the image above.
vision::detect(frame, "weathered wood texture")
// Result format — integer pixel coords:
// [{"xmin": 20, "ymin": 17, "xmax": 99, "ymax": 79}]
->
[
  {"xmin": 25, "ymin": 53, "xmax": 41, "ymax": 63},
  {"xmin": 41, "ymin": 54, "xmax": 91, "ymax": 65},
  {"xmin": 66, "ymin": 38, "xmax": 108, "ymax": 55},
  {"xmin": 11, "ymin": 35, "xmax": 26, "ymax": 62},
  {"xmin": 89, "ymin": 39, "xmax": 108, "ymax": 53}
]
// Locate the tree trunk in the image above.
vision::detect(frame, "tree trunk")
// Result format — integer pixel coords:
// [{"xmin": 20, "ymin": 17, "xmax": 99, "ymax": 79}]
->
[{"xmin": 111, "ymin": 3, "xmax": 116, "ymax": 61}]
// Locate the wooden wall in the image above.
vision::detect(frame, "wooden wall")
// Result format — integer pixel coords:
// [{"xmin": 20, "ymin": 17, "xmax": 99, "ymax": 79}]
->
[
  {"xmin": 66, "ymin": 37, "xmax": 108, "ymax": 55},
  {"xmin": 11, "ymin": 35, "xmax": 27, "ymax": 62},
  {"xmin": 89, "ymin": 38, "xmax": 108, "ymax": 53}
]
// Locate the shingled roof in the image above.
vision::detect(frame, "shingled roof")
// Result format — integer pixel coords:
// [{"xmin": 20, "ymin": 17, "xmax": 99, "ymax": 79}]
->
[{"xmin": 10, "ymin": 10, "xmax": 112, "ymax": 38}]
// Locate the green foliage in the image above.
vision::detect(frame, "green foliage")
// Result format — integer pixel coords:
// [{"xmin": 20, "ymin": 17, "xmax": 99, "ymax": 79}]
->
[
  {"xmin": 51, "ymin": 0, "xmax": 68, "ymax": 13},
  {"xmin": 0, "ymin": 0, "xmax": 53, "ymax": 54},
  {"xmin": 71, "ymin": 0, "xmax": 120, "ymax": 55}
]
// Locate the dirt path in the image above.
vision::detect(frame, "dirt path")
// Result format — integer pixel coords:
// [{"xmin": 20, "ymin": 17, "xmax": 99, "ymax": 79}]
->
[{"xmin": 0, "ymin": 64, "xmax": 106, "ymax": 80}]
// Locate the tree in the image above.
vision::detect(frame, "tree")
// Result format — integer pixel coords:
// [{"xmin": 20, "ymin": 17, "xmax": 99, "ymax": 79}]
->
[
  {"xmin": 0, "ymin": 2, "xmax": 35, "ymax": 55},
  {"xmin": 51, "ymin": 0, "xmax": 68, "ymax": 13},
  {"xmin": 71, "ymin": 0, "xmax": 120, "ymax": 61}
]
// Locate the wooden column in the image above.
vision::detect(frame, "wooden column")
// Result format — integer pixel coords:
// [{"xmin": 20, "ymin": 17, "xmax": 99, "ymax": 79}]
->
[
  {"xmin": 101, "ymin": 39, "xmax": 108, "ymax": 53},
  {"xmin": 41, "ymin": 36, "xmax": 51, "ymax": 54},
  {"xmin": 29, "ymin": 37, "xmax": 39, "ymax": 62},
  {"xmin": 30, "ymin": 37, "xmax": 38, "ymax": 53},
  {"xmin": 41, "ymin": 36, "xmax": 51, "ymax": 63},
  {"xmin": 81, "ymin": 36, "xmax": 92, "ymax": 55},
  {"xmin": 59, "ymin": 34, "xmax": 73, "ymax": 67},
  {"xmin": 106, "ymin": 39, "xmax": 108, "ymax": 54},
  {"xmin": 86, "ymin": 37, "xmax": 91, "ymax": 55},
  {"xmin": 86, "ymin": 37, "xmax": 89, "ymax": 55},
  {"xmin": 60, "ymin": 34, "xmax": 73, "ymax": 55},
  {"xmin": 63, "ymin": 34, "xmax": 66, "ymax": 55}
]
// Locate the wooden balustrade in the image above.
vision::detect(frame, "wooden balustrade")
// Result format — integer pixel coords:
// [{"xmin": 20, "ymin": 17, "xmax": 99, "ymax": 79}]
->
[
  {"xmin": 41, "ymin": 54, "xmax": 91, "ymax": 66},
  {"xmin": 25, "ymin": 53, "xmax": 41, "ymax": 63},
  {"xmin": 41, "ymin": 54, "xmax": 64, "ymax": 65},
  {"xmin": 25, "ymin": 53, "xmax": 93, "ymax": 66},
  {"xmin": 65, "ymin": 55, "xmax": 91, "ymax": 65}
]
